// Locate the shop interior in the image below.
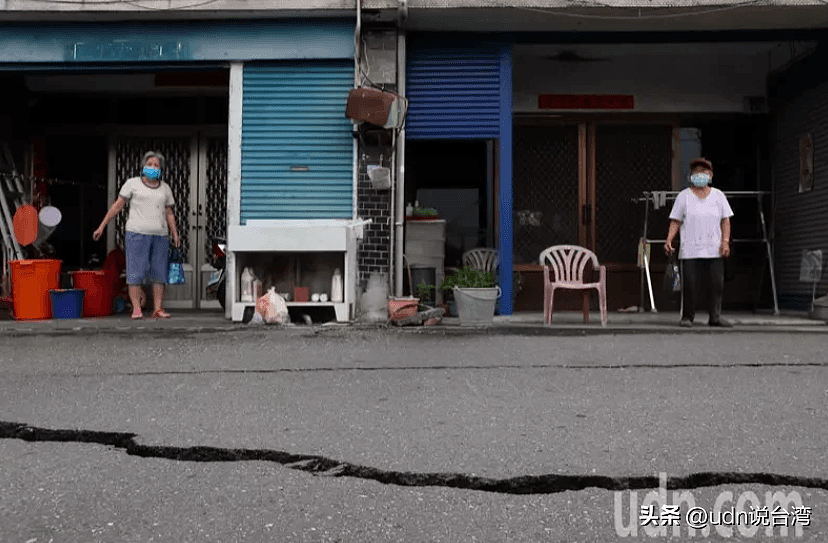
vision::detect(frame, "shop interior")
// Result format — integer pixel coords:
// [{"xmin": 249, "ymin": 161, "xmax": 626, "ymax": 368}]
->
[
  {"xmin": 404, "ymin": 140, "xmax": 494, "ymax": 270},
  {"xmin": 0, "ymin": 70, "xmax": 229, "ymax": 316}
]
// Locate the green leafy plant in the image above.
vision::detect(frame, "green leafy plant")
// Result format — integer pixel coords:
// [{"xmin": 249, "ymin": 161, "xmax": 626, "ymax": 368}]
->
[
  {"xmin": 415, "ymin": 281, "xmax": 435, "ymax": 309},
  {"xmin": 439, "ymin": 266, "xmax": 495, "ymax": 290},
  {"xmin": 413, "ymin": 207, "xmax": 438, "ymax": 218}
]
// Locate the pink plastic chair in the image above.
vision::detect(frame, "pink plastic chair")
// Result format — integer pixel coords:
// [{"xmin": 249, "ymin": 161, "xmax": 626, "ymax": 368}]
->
[{"xmin": 538, "ymin": 245, "xmax": 607, "ymax": 326}]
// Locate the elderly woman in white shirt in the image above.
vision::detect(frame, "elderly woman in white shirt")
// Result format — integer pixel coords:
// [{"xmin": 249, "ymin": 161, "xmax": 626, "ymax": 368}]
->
[
  {"xmin": 93, "ymin": 151, "xmax": 181, "ymax": 319},
  {"xmin": 664, "ymin": 157, "xmax": 734, "ymax": 328}
]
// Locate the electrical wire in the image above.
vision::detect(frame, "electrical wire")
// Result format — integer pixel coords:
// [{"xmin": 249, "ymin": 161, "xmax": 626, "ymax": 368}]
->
[
  {"xmin": 358, "ymin": 36, "xmax": 379, "ymax": 89},
  {"xmin": 511, "ymin": 0, "xmax": 765, "ymax": 20},
  {"xmin": 12, "ymin": 0, "xmax": 220, "ymax": 7},
  {"xmin": 7, "ymin": 0, "xmax": 136, "ymax": 4},
  {"xmin": 121, "ymin": 0, "xmax": 221, "ymax": 10}
]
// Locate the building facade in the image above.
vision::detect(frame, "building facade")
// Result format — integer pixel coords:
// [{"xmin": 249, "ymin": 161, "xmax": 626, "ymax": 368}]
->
[{"xmin": 2, "ymin": 0, "xmax": 827, "ymax": 319}]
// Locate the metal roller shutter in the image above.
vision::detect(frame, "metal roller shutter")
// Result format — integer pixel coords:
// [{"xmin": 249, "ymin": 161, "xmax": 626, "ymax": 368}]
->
[
  {"xmin": 773, "ymin": 77, "xmax": 828, "ymax": 309},
  {"xmin": 241, "ymin": 61, "xmax": 354, "ymax": 222},
  {"xmin": 406, "ymin": 43, "xmax": 503, "ymax": 139}
]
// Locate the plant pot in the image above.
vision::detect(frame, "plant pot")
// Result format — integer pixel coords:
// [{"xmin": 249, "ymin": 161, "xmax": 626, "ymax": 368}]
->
[
  {"xmin": 388, "ymin": 297, "xmax": 419, "ymax": 322},
  {"xmin": 454, "ymin": 286, "xmax": 500, "ymax": 326}
]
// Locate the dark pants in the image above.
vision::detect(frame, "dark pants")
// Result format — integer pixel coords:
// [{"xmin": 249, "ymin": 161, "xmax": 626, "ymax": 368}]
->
[{"xmin": 681, "ymin": 258, "xmax": 724, "ymax": 323}]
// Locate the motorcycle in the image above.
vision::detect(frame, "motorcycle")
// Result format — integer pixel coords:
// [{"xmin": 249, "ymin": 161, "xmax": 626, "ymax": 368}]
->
[{"xmin": 205, "ymin": 236, "xmax": 227, "ymax": 309}]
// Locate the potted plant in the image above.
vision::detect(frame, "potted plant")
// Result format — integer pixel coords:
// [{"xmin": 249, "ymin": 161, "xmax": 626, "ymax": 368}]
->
[
  {"xmin": 415, "ymin": 281, "xmax": 436, "ymax": 310},
  {"xmin": 439, "ymin": 266, "xmax": 501, "ymax": 325}
]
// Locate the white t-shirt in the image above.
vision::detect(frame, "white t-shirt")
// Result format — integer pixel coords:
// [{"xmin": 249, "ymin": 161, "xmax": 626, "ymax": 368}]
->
[
  {"xmin": 669, "ymin": 187, "xmax": 734, "ymax": 259},
  {"xmin": 118, "ymin": 177, "xmax": 175, "ymax": 236}
]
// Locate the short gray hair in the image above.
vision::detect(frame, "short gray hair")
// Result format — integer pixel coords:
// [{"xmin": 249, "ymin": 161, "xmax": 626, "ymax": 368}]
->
[{"xmin": 141, "ymin": 151, "xmax": 165, "ymax": 171}]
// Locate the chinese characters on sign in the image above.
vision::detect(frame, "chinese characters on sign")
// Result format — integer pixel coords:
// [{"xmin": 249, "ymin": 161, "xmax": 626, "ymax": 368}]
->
[{"xmin": 72, "ymin": 41, "xmax": 186, "ymax": 61}]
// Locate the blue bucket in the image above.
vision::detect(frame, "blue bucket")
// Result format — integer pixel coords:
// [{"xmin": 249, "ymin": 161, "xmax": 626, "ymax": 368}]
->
[{"xmin": 49, "ymin": 289, "xmax": 85, "ymax": 319}]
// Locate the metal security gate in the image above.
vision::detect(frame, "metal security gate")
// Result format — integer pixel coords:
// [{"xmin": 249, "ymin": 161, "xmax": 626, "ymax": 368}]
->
[
  {"xmin": 112, "ymin": 129, "xmax": 227, "ymax": 308},
  {"xmin": 405, "ymin": 40, "xmax": 515, "ymax": 310},
  {"xmin": 513, "ymin": 125, "xmax": 580, "ymax": 264},
  {"xmin": 513, "ymin": 122, "xmax": 672, "ymax": 264},
  {"xmin": 241, "ymin": 61, "xmax": 354, "ymax": 221},
  {"xmin": 406, "ymin": 43, "xmax": 504, "ymax": 140},
  {"xmin": 594, "ymin": 124, "xmax": 673, "ymax": 264}
]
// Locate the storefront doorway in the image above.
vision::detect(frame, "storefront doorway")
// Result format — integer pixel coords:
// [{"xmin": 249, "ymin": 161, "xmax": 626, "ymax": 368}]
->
[
  {"xmin": 18, "ymin": 70, "xmax": 230, "ymax": 309},
  {"xmin": 513, "ymin": 120, "xmax": 674, "ymax": 309},
  {"xmin": 112, "ymin": 130, "xmax": 227, "ymax": 309},
  {"xmin": 405, "ymin": 139, "xmax": 494, "ymax": 270}
]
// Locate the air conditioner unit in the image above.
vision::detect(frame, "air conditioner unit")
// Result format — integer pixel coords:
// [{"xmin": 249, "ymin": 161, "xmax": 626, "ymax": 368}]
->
[{"xmin": 345, "ymin": 87, "xmax": 406, "ymax": 129}]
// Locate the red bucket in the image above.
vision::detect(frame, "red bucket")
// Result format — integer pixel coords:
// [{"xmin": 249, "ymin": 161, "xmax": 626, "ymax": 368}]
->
[
  {"xmin": 10, "ymin": 259, "xmax": 62, "ymax": 320},
  {"xmin": 72, "ymin": 270, "xmax": 114, "ymax": 317}
]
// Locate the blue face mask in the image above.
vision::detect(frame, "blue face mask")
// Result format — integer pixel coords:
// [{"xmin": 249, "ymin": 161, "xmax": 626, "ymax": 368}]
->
[
  {"xmin": 690, "ymin": 173, "xmax": 710, "ymax": 187},
  {"xmin": 142, "ymin": 166, "xmax": 161, "ymax": 181}
]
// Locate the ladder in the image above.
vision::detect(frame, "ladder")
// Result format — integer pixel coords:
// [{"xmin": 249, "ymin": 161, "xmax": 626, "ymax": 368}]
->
[{"xmin": 0, "ymin": 143, "xmax": 25, "ymax": 299}]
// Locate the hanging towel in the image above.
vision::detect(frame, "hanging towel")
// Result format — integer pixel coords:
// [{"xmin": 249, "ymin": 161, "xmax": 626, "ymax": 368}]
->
[{"xmin": 652, "ymin": 191, "xmax": 662, "ymax": 210}]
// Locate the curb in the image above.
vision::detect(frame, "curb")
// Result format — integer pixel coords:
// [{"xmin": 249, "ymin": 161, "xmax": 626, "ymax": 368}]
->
[{"xmin": 3, "ymin": 321, "xmax": 826, "ymax": 338}]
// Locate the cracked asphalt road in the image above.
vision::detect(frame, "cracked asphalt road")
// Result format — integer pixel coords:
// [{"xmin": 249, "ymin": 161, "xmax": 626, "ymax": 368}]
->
[{"xmin": 1, "ymin": 329, "xmax": 827, "ymax": 542}]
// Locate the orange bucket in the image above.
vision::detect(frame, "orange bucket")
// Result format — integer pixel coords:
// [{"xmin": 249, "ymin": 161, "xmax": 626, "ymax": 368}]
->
[{"xmin": 10, "ymin": 259, "xmax": 62, "ymax": 320}]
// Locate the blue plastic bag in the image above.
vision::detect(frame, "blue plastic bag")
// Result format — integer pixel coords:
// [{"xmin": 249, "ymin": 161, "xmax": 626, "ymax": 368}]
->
[{"xmin": 168, "ymin": 246, "xmax": 186, "ymax": 285}]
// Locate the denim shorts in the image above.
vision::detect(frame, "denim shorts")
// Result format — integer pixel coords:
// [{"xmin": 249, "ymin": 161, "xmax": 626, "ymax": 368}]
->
[{"xmin": 125, "ymin": 231, "xmax": 169, "ymax": 285}]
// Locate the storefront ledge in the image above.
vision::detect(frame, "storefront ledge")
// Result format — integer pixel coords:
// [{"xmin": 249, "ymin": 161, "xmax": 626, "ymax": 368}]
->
[{"xmin": 2, "ymin": 311, "xmax": 825, "ymax": 337}]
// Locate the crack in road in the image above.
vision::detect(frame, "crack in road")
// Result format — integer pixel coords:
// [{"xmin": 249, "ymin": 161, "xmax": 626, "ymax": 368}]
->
[
  {"xmin": 3, "ymin": 421, "xmax": 827, "ymax": 495},
  {"xmin": 21, "ymin": 361, "xmax": 826, "ymax": 379}
]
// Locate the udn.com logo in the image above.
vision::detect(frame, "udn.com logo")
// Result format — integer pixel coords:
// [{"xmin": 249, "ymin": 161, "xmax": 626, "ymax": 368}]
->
[{"xmin": 614, "ymin": 473, "xmax": 810, "ymax": 538}]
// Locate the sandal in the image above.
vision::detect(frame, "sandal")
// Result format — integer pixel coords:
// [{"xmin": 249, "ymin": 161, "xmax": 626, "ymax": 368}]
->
[
  {"xmin": 131, "ymin": 312, "xmax": 143, "ymax": 320},
  {"xmin": 152, "ymin": 309, "xmax": 171, "ymax": 319}
]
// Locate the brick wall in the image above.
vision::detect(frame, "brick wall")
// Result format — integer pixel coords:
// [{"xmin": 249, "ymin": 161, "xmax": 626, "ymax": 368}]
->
[
  {"xmin": 356, "ymin": 28, "xmax": 397, "ymax": 295},
  {"xmin": 356, "ymin": 152, "xmax": 392, "ymax": 291}
]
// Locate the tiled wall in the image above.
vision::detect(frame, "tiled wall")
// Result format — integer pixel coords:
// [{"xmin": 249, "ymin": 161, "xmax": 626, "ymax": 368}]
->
[
  {"xmin": 356, "ymin": 28, "xmax": 397, "ymax": 294},
  {"xmin": 356, "ymin": 158, "xmax": 393, "ymax": 290}
]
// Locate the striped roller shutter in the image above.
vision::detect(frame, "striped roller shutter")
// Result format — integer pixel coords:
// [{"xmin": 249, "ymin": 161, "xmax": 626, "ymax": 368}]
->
[
  {"xmin": 241, "ymin": 61, "xmax": 354, "ymax": 222},
  {"xmin": 406, "ymin": 42, "xmax": 503, "ymax": 139}
]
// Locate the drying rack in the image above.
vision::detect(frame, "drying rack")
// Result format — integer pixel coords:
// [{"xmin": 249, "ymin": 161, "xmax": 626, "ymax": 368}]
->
[{"xmin": 633, "ymin": 190, "xmax": 779, "ymax": 316}]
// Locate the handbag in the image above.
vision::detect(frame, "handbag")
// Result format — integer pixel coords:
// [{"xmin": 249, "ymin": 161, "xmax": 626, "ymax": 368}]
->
[
  {"xmin": 168, "ymin": 246, "xmax": 186, "ymax": 285},
  {"xmin": 663, "ymin": 253, "xmax": 681, "ymax": 293}
]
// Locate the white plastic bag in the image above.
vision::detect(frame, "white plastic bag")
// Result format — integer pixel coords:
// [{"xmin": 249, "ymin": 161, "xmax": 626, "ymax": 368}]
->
[
  {"xmin": 248, "ymin": 311, "xmax": 264, "ymax": 326},
  {"xmin": 256, "ymin": 287, "xmax": 289, "ymax": 325}
]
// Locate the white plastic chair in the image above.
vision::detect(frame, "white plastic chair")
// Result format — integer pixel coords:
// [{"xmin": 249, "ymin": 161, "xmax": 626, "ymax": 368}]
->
[{"xmin": 462, "ymin": 248, "xmax": 498, "ymax": 275}]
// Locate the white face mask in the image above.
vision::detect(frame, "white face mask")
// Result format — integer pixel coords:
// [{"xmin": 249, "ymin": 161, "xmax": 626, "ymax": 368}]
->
[{"xmin": 690, "ymin": 173, "xmax": 711, "ymax": 187}]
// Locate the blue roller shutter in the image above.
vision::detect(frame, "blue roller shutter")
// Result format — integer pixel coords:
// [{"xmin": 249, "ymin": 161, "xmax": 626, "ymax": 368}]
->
[
  {"xmin": 241, "ymin": 60, "xmax": 354, "ymax": 222},
  {"xmin": 406, "ymin": 43, "xmax": 503, "ymax": 139}
]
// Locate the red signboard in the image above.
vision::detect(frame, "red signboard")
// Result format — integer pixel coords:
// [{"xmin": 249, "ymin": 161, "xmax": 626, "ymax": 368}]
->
[{"xmin": 538, "ymin": 94, "xmax": 635, "ymax": 110}]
